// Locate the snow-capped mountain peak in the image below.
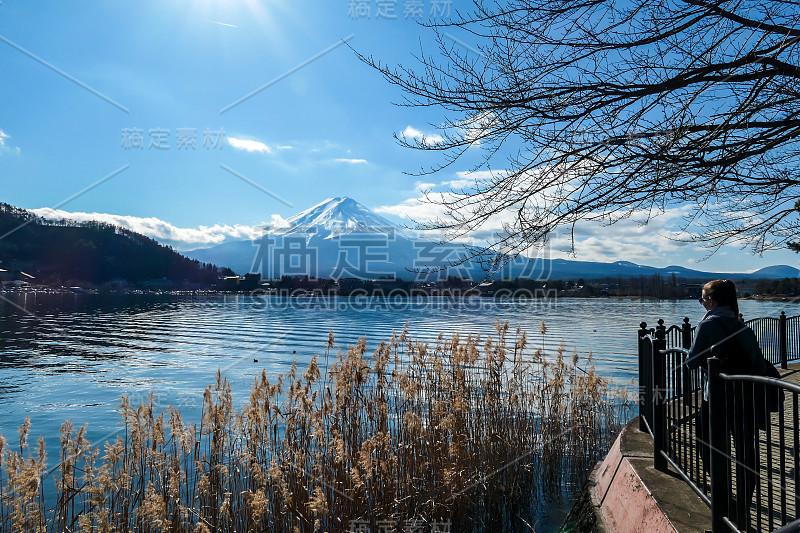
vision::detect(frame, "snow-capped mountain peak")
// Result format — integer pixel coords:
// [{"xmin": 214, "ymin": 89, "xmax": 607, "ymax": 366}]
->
[{"xmin": 267, "ymin": 197, "xmax": 413, "ymax": 239}]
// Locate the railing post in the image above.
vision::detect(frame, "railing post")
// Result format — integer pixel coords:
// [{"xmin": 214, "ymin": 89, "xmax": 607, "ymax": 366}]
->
[
  {"xmin": 681, "ymin": 317, "xmax": 692, "ymax": 349},
  {"xmin": 653, "ymin": 320, "xmax": 668, "ymax": 472},
  {"xmin": 638, "ymin": 321, "xmax": 649, "ymax": 433},
  {"xmin": 708, "ymin": 356, "xmax": 729, "ymax": 533},
  {"xmin": 780, "ymin": 310, "xmax": 788, "ymax": 369},
  {"xmin": 656, "ymin": 318, "xmax": 666, "ymax": 342},
  {"xmin": 681, "ymin": 318, "xmax": 692, "ymax": 405}
]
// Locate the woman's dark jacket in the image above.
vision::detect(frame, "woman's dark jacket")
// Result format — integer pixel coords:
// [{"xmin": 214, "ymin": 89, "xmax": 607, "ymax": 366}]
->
[{"xmin": 685, "ymin": 306, "xmax": 764, "ymax": 400}]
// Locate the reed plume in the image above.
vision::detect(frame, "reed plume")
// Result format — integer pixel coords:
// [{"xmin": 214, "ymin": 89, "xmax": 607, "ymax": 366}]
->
[{"xmin": 0, "ymin": 323, "xmax": 634, "ymax": 532}]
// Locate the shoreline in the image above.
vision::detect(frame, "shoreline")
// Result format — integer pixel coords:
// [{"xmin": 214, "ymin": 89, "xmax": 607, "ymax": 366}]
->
[{"xmin": 2, "ymin": 288, "xmax": 797, "ymax": 303}]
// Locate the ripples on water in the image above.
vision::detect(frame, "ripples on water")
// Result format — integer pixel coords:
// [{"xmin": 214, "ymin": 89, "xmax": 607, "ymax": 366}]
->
[{"xmin": 0, "ymin": 292, "xmax": 790, "ymax": 449}]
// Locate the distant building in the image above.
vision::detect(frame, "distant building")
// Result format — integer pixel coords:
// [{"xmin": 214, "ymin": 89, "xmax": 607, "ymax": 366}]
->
[
  {"xmin": 683, "ymin": 284, "xmax": 703, "ymax": 299},
  {"xmin": 176, "ymin": 279, "xmax": 205, "ymax": 291},
  {"xmin": 0, "ymin": 269, "xmax": 35, "ymax": 283},
  {"xmin": 373, "ymin": 278, "xmax": 407, "ymax": 293},
  {"xmin": 336, "ymin": 278, "xmax": 363, "ymax": 294},
  {"xmin": 107, "ymin": 278, "xmax": 129, "ymax": 289},
  {"xmin": 221, "ymin": 276, "xmax": 241, "ymax": 291},
  {"xmin": 238, "ymin": 273, "xmax": 263, "ymax": 291},
  {"xmin": 141, "ymin": 278, "xmax": 173, "ymax": 291}
]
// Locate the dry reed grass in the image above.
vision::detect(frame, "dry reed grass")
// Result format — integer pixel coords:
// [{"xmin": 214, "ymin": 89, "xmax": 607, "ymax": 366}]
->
[{"xmin": 0, "ymin": 322, "xmax": 634, "ymax": 532}]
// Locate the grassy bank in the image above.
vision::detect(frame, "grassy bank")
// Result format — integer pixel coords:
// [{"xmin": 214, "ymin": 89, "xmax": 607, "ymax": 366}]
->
[{"xmin": 0, "ymin": 322, "xmax": 634, "ymax": 532}]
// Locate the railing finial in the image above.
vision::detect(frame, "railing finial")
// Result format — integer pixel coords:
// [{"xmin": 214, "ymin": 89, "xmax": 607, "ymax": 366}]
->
[
  {"xmin": 655, "ymin": 318, "xmax": 666, "ymax": 340},
  {"xmin": 780, "ymin": 310, "xmax": 788, "ymax": 369},
  {"xmin": 681, "ymin": 317, "xmax": 693, "ymax": 349}
]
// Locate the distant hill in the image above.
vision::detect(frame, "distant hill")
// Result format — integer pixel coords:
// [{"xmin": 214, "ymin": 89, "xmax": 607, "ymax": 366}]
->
[
  {"xmin": 0, "ymin": 203, "xmax": 226, "ymax": 286},
  {"xmin": 186, "ymin": 197, "xmax": 799, "ymax": 282},
  {"xmin": 749, "ymin": 265, "xmax": 800, "ymax": 278}
]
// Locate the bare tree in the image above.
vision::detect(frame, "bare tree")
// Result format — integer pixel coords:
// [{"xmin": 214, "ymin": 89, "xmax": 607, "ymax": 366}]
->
[{"xmin": 361, "ymin": 0, "xmax": 800, "ymax": 265}]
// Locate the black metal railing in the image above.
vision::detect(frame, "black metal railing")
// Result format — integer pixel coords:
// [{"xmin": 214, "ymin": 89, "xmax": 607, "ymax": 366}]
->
[
  {"xmin": 709, "ymin": 364, "xmax": 800, "ymax": 532},
  {"xmin": 638, "ymin": 322, "xmax": 655, "ymax": 435},
  {"xmin": 638, "ymin": 311, "xmax": 800, "ymax": 533},
  {"xmin": 662, "ymin": 346, "xmax": 710, "ymax": 504},
  {"xmin": 747, "ymin": 316, "xmax": 783, "ymax": 367},
  {"xmin": 638, "ymin": 318, "xmax": 694, "ymax": 436},
  {"xmin": 746, "ymin": 312, "xmax": 795, "ymax": 369},
  {"xmin": 787, "ymin": 314, "xmax": 800, "ymax": 363}
]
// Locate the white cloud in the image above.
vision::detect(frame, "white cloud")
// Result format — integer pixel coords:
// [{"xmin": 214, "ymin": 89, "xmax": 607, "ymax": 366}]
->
[
  {"xmin": 443, "ymin": 170, "xmax": 504, "ymax": 189},
  {"xmin": 334, "ymin": 158, "xmax": 368, "ymax": 164},
  {"xmin": 546, "ymin": 231, "xmax": 664, "ymax": 264},
  {"xmin": 29, "ymin": 208, "xmax": 266, "ymax": 251},
  {"xmin": 0, "ymin": 129, "xmax": 19, "ymax": 155},
  {"xmin": 461, "ymin": 111, "xmax": 498, "ymax": 145},
  {"xmin": 454, "ymin": 170, "xmax": 501, "ymax": 181},
  {"xmin": 401, "ymin": 125, "xmax": 445, "ymax": 145},
  {"xmin": 228, "ymin": 137, "xmax": 273, "ymax": 153},
  {"xmin": 402, "ymin": 115, "xmax": 492, "ymax": 149},
  {"xmin": 277, "ymin": 145, "xmax": 294, "ymax": 150},
  {"xmin": 377, "ymin": 192, "xmax": 714, "ymax": 266},
  {"xmin": 266, "ymin": 214, "xmax": 291, "ymax": 230},
  {"xmin": 375, "ymin": 197, "xmax": 448, "ymax": 222},
  {"xmin": 442, "ymin": 179, "xmax": 473, "ymax": 189}
]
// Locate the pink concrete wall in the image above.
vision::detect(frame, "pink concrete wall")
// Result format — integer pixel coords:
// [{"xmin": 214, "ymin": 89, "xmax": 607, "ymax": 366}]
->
[{"xmin": 590, "ymin": 433, "xmax": 677, "ymax": 533}]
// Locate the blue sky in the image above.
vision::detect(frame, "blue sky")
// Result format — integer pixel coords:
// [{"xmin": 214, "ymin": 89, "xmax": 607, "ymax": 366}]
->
[{"xmin": 0, "ymin": 0, "xmax": 797, "ymax": 273}]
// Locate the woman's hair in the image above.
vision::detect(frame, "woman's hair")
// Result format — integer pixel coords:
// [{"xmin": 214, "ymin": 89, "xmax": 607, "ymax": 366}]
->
[{"xmin": 703, "ymin": 279, "xmax": 740, "ymax": 318}]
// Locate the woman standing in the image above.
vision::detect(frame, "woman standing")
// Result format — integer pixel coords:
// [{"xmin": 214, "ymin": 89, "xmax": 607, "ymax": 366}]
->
[{"xmin": 685, "ymin": 279, "xmax": 759, "ymax": 524}]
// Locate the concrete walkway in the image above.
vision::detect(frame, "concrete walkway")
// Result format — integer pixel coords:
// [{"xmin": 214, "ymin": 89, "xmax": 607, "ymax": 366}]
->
[
  {"xmin": 588, "ymin": 417, "xmax": 712, "ymax": 532},
  {"xmin": 588, "ymin": 362, "xmax": 800, "ymax": 532}
]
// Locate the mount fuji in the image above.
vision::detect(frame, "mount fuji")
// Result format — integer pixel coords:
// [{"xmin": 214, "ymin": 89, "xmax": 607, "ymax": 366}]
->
[
  {"xmin": 271, "ymin": 197, "xmax": 416, "ymax": 240},
  {"xmin": 185, "ymin": 197, "xmax": 799, "ymax": 281},
  {"xmin": 187, "ymin": 197, "xmax": 441, "ymax": 280}
]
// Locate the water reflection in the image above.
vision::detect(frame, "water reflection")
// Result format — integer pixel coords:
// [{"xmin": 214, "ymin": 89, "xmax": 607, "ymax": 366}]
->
[{"xmin": 0, "ymin": 292, "xmax": 790, "ymax": 448}]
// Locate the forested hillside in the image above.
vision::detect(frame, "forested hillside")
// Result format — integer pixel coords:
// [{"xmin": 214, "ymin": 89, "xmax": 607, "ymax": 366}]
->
[{"xmin": 0, "ymin": 203, "xmax": 227, "ymax": 286}]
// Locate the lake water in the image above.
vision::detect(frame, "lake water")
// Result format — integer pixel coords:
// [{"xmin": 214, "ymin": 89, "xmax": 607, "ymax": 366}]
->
[
  {"xmin": 0, "ymin": 292, "xmax": 792, "ymax": 446},
  {"xmin": 0, "ymin": 292, "xmax": 793, "ymax": 529}
]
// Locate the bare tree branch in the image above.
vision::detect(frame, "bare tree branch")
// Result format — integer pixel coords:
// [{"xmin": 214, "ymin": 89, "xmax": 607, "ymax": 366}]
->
[{"xmin": 359, "ymin": 0, "xmax": 800, "ymax": 268}]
